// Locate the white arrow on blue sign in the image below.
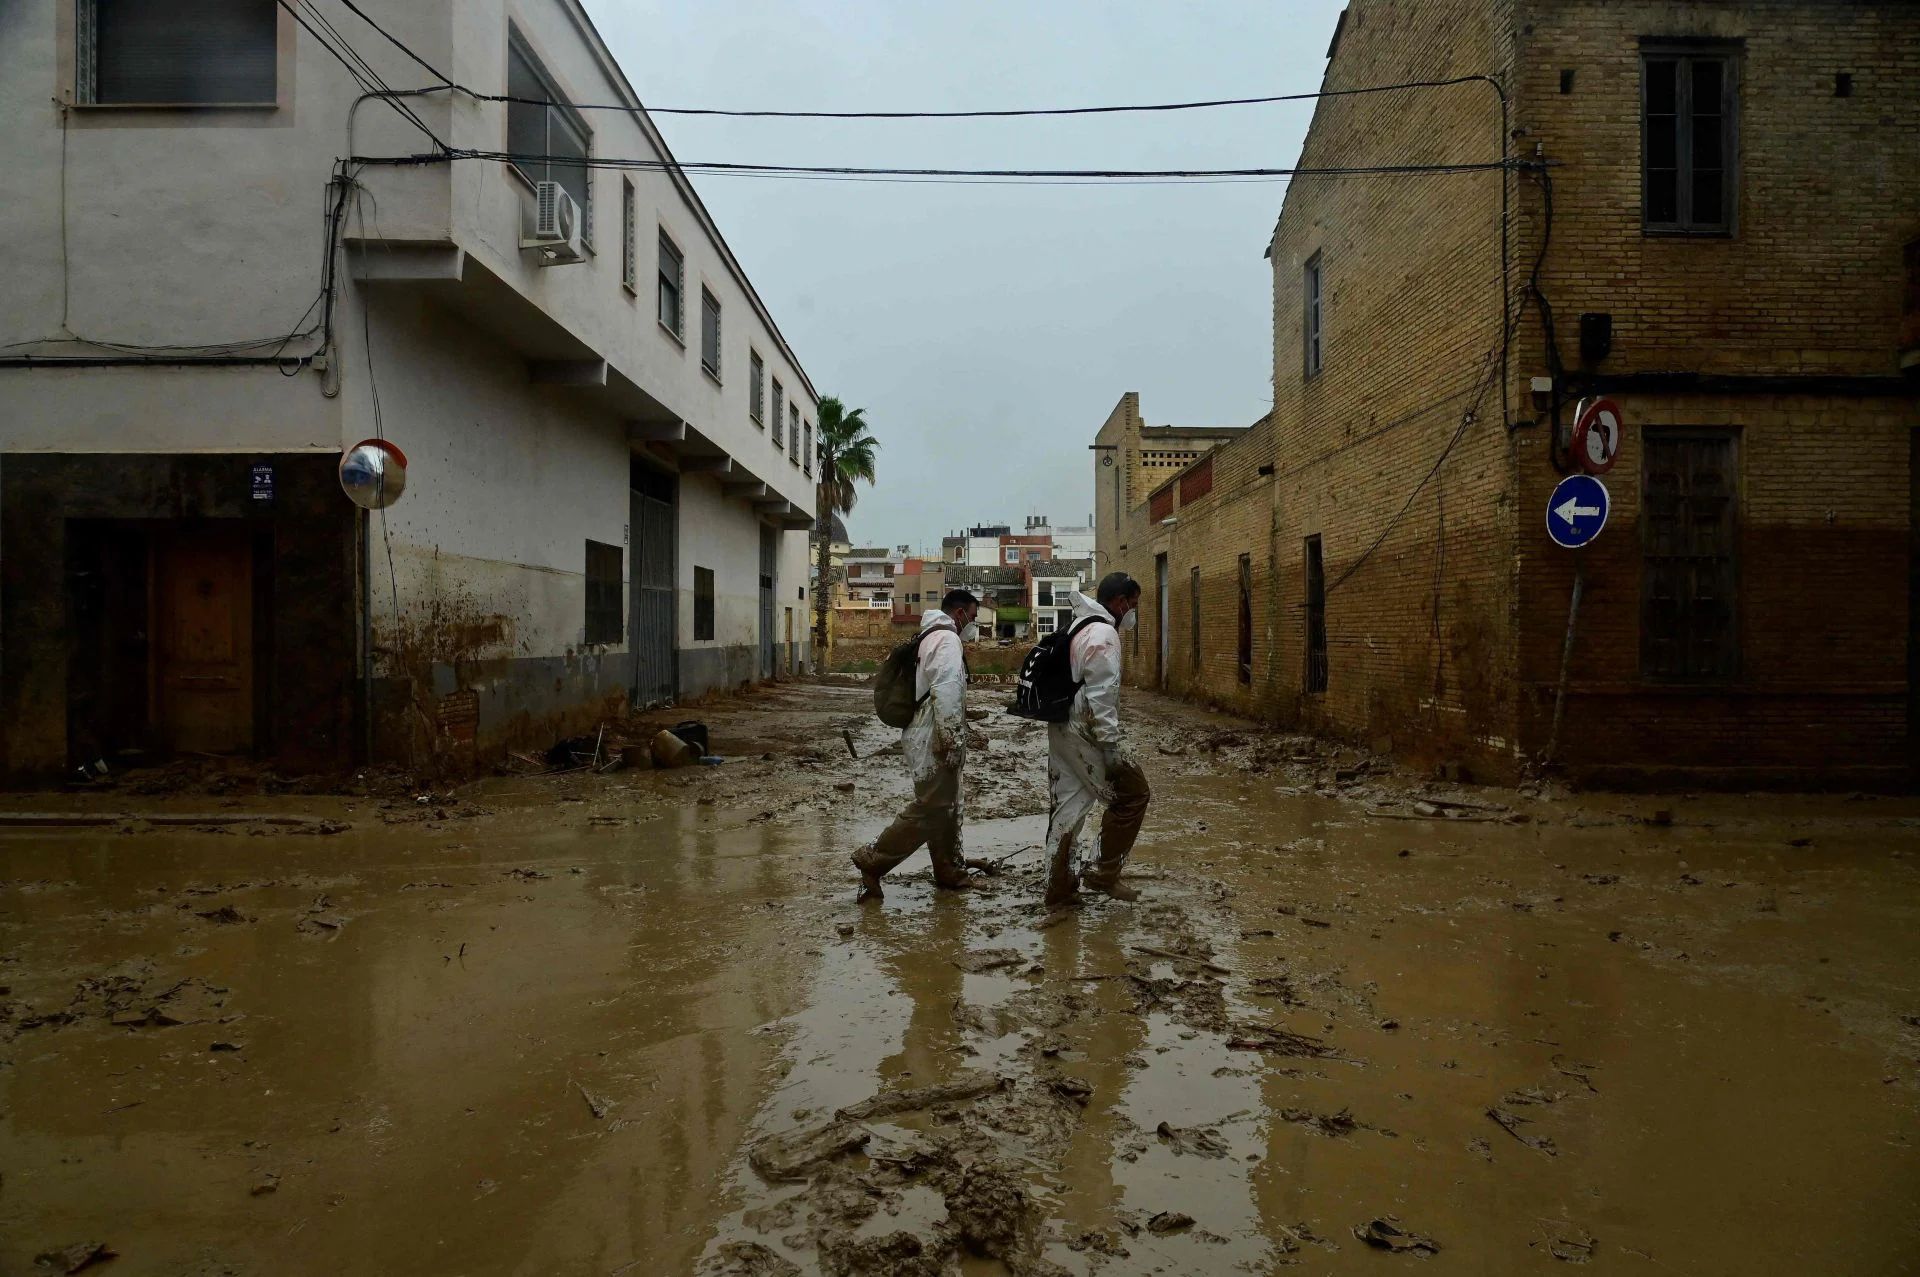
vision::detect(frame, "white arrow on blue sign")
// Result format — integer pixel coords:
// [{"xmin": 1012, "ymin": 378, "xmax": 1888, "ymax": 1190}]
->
[{"xmin": 1546, "ymin": 473, "xmax": 1609, "ymax": 549}]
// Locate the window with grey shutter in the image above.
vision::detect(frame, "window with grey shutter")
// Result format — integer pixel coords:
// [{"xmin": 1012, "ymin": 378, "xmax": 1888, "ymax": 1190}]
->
[
  {"xmin": 85, "ymin": 0, "xmax": 278, "ymax": 105},
  {"xmin": 694, "ymin": 566, "xmax": 716, "ymax": 641},
  {"xmin": 789, "ymin": 405, "xmax": 800, "ymax": 466},
  {"xmin": 771, "ymin": 381, "xmax": 784, "ymax": 449},
  {"xmin": 621, "ymin": 178, "xmax": 637, "ymax": 292},
  {"xmin": 701, "ymin": 288, "xmax": 721, "ymax": 377},
  {"xmin": 803, "ymin": 419, "xmax": 813, "ymax": 476},
  {"xmin": 750, "ymin": 351, "xmax": 765, "ymax": 424},
  {"xmin": 658, "ymin": 231, "xmax": 683, "ymax": 335},
  {"xmin": 584, "ymin": 540, "xmax": 623, "ymax": 645}
]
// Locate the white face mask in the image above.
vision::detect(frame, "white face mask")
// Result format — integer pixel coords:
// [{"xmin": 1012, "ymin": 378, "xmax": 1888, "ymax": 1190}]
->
[
  {"xmin": 1119, "ymin": 609, "xmax": 1138, "ymax": 633},
  {"xmin": 961, "ymin": 622, "xmax": 981, "ymax": 642}
]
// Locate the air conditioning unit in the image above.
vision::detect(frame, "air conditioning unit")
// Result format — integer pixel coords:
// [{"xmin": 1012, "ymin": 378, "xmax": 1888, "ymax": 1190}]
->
[{"xmin": 521, "ymin": 181, "xmax": 585, "ymax": 265}]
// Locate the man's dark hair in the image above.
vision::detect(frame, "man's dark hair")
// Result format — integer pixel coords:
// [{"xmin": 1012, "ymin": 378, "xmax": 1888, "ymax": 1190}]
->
[
  {"xmin": 942, "ymin": 588, "xmax": 979, "ymax": 613},
  {"xmin": 1095, "ymin": 572, "xmax": 1141, "ymax": 605}
]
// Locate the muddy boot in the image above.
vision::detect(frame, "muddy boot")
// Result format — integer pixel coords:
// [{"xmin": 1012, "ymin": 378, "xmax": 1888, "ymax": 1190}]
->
[
  {"xmin": 1081, "ymin": 864, "xmax": 1139, "ymax": 902},
  {"xmin": 1043, "ymin": 839, "xmax": 1080, "ymax": 908},
  {"xmin": 851, "ymin": 847, "xmax": 887, "ymax": 902}
]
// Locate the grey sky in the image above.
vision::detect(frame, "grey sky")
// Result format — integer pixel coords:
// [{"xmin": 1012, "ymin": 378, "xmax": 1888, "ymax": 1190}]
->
[{"xmin": 584, "ymin": 0, "xmax": 1347, "ymax": 551}]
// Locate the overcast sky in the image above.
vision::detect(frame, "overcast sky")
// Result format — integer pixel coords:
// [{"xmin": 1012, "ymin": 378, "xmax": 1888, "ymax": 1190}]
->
[{"xmin": 584, "ymin": 0, "xmax": 1347, "ymax": 551}]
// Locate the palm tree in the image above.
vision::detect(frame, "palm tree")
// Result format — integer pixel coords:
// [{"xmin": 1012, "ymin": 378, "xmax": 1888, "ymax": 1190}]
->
[{"xmin": 814, "ymin": 396, "xmax": 878, "ymax": 664}]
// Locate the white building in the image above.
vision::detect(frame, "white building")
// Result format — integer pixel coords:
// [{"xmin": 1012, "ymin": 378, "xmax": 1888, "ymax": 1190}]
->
[
  {"xmin": 1029, "ymin": 563, "xmax": 1087, "ymax": 635},
  {"xmin": 842, "ymin": 546, "xmax": 902, "ymax": 608},
  {"xmin": 0, "ymin": 0, "xmax": 818, "ymax": 778}
]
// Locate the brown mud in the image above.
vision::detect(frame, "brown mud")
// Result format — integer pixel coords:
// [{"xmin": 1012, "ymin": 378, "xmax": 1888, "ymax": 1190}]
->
[{"xmin": 3, "ymin": 682, "xmax": 1918, "ymax": 1274}]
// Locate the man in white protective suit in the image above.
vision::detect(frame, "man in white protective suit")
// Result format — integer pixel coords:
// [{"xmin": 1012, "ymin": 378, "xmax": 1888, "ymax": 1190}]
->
[
  {"xmin": 1044, "ymin": 572, "xmax": 1152, "ymax": 907},
  {"xmin": 852, "ymin": 589, "xmax": 982, "ymax": 901}
]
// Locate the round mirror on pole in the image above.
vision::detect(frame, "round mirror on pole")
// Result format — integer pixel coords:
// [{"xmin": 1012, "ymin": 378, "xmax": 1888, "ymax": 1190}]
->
[{"xmin": 339, "ymin": 439, "xmax": 408, "ymax": 510}]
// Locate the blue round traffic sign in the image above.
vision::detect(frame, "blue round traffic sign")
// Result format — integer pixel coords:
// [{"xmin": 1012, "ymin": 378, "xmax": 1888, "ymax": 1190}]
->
[{"xmin": 1546, "ymin": 474, "xmax": 1609, "ymax": 549}]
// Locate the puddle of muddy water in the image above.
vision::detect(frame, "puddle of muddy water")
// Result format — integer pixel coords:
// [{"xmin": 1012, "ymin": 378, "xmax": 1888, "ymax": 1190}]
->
[{"xmin": 5, "ymin": 683, "xmax": 1920, "ymax": 1275}]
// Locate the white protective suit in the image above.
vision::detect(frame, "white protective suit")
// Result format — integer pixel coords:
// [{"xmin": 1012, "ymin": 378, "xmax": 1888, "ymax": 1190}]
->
[
  {"xmin": 1044, "ymin": 592, "xmax": 1128, "ymax": 865},
  {"xmin": 904, "ymin": 608, "xmax": 969, "ymax": 789}
]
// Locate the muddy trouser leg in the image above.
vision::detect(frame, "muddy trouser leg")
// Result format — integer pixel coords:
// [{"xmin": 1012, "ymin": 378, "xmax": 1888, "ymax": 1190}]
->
[
  {"xmin": 1083, "ymin": 760, "xmax": 1150, "ymax": 887},
  {"xmin": 860, "ymin": 760, "xmax": 965, "ymax": 885},
  {"xmin": 1045, "ymin": 736, "xmax": 1098, "ymax": 904}
]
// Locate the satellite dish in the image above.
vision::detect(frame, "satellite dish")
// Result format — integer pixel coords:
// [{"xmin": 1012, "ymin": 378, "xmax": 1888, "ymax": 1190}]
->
[{"xmin": 340, "ymin": 438, "xmax": 408, "ymax": 510}]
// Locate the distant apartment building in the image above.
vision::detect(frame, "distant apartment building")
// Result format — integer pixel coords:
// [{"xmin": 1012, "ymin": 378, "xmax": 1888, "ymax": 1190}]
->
[
  {"xmin": 891, "ymin": 557, "xmax": 948, "ymax": 619},
  {"xmin": 1029, "ymin": 563, "xmax": 1088, "ymax": 635},
  {"xmin": 841, "ymin": 547, "xmax": 903, "ymax": 608},
  {"xmin": 1098, "ymin": 0, "xmax": 1920, "ymax": 786},
  {"xmin": 0, "ymin": 0, "xmax": 819, "ymax": 779}
]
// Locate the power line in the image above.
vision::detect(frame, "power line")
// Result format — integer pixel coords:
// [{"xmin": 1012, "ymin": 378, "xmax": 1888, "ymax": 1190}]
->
[
  {"xmin": 276, "ymin": 0, "xmax": 443, "ymax": 148},
  {"xmin": 367, "ymin": 149, "xmax": 1514, "ymax": 185}
]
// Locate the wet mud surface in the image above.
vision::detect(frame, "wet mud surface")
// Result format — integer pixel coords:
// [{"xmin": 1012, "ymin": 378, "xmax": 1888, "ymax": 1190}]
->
[{"xmin": 4, "ymin": 682, "xmax": 1920, "ymax": 1274}]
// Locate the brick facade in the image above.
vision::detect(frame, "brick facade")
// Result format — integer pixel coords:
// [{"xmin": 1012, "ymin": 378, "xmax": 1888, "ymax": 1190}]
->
[{"xmin": 1096, "ymin": 0, "xmax": 1920, "ymax": 786}]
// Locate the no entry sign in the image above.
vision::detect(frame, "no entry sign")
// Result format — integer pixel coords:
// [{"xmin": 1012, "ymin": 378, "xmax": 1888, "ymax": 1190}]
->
[
  {"xmin": 1547, "ymin": 474, "xmax": 1609, "ymax": 549},
  {"xmin": 1571, "ymin": 397, "xmax": 1623, "ymax": 475}
]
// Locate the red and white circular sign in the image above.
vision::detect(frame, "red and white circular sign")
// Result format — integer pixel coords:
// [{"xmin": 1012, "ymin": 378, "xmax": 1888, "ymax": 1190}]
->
[{"xmin": 1570, "ymin": 397, "xmax": 1623, "ymax": 475}]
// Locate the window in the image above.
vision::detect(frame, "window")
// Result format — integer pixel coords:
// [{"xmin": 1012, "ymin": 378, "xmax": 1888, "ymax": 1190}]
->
[
  {"xmin": 1641, "ymin": 43, "xmax": 1738, "ymax": 234},
  {"xmin": 771, "ymin": 381, "xmax": 784, "ymax": 449},
  {"xmin": 584, "ymin": 540, "xmax": 623, "ymax": 645},
  {"xmin": 749, "ymin": 351, "xmax": 765, "ymax": 425},
  {"xmin": 1038, "ymin": 582, "xmax": 1054, "ymax": 607},
  {"xmin": 700, "ymin": 287, "xmax": 721, "ymax": 378},
  {"xmin": 1038, "ymin": 617, "xmax": 1056, "ymax": 634},
  {"xmin": 789, "ymin": 405, "xmax": 801, "ymax": 466},
  {"xmin": 1304, "ymin": 536, "xmax": 1328, "ymax": 693},
  {"xmin": 658, "ymin": 230, "xmax": 683, "ymax": 336},
  {"xmin": 80, "ymin": 0, "xmax": 277, "ymax": 106},
  {"xmin": 507, "ymin": 37, "xmax": 591, "ymax": 242},
  {"xmin": 1237, "ymin": 553, "xmax": 1253, "ymax": 685},
  {"xmin": 1642, "ymin": 430, "xmax": 1739, "ymax": 678},
  {"xmin": 620, "ymin": 178, "xmax": 637, "ymax": 293},
  {"xmin": 1004, "ymin": 548, "xmax": 1019, "ymax": 564},
  {"xmin": 1189, "ymin": 566, "xmax": 1202, "ymax": 674},
  {"xmin": 1303, "ymin": 252, "xmax": 1324, "ymax": 377},
  {"xmin": 803, "ymin": 420, "xmax": 813, "ymax": 476},
  {"xmin": 693, "ymin": 566, "xmax": 716, "ymax": 641}
]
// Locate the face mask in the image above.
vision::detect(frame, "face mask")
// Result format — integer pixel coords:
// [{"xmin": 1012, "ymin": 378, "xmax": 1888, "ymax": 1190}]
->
[
  {"xmin": 1119, "ymin": 609, "xmax": 1138, "ymax": 633},
  {"xmin": 961, "ymin": 622, "xmax": 981, "ymax": 642}
]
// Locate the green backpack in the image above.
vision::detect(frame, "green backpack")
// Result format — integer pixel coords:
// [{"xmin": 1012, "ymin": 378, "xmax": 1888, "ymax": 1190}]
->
[{"xmin": 874, "ymin": 627, "xmax": 943, "ymax": 729}]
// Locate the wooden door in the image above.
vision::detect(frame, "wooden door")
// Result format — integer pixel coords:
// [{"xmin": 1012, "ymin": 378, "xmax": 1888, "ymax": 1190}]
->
[{"xmin": 153, "ymin": 527, "xmax": 254, "ymax": 754}]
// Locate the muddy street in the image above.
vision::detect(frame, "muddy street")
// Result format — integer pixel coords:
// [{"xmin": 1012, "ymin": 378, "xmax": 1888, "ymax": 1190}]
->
[{"xmin": 4, "ymin": 681, "xmax": 1919, "ymax": 1274}]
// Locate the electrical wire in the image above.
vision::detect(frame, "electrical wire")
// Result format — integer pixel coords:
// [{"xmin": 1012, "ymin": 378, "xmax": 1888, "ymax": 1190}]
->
[
  {"xmin": 367, "ymin": 148, "xmax": 1514, "ymax": 184},
  {"xmin": 275, "ymin": 0, "xmax": 444, "ymax": 149}
]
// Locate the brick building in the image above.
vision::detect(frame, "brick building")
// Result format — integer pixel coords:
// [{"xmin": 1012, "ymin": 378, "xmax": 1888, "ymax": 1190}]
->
[{"xmin": 1098, "ymin": 0, "xmax": 1920, "ymax": 786}]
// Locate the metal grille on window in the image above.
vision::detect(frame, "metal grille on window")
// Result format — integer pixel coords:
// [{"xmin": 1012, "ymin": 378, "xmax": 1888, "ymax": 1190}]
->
[
  {"xmin": 1641, "ymin": 431, "xmax": 1738, "ymax": 679},
  {"xmin": 584, "ymin": 540, "xmax": 623, "ymax": 645},
  {"xmin": 804, "ymin": 421, "xmax": 813, "ymax": 476},
  {"xmin": 621, "ymin": 179, "xmax": 636, "ymax": 292},
  {"xmin": 750, "ymin": 351, "xmax": 764, "ymax": 424},
  {"xmin": 1304, "ymin": 536, "xmax": 1328, "ymax": 693},
  {"xmin": 790, "ymin": 406, "xmax": 801, "ymax": 466},
  {"xmin": 771, "ymin": 383, "xmax": 784, "ymax": 449},
  {"xmin": 1303, "ymin": 253, "xmax": 1324, "ymax": 377},
  {"xmin": 1237, "ymin": 553, "xmax": 1253, "ymax": 685}
]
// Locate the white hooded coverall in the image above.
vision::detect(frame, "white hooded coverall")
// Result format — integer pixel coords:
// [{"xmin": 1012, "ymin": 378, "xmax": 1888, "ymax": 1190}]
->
[
  {"xmin": 860, "ymin": 608, "xmax": 970, "ymax": 885},
  {"xmin": 1044, "ymin": 593, "xmax": 1150, "ymax": 889}
]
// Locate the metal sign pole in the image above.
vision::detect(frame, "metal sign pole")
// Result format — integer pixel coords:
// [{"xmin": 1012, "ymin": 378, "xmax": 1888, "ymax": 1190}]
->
[{"xmin": 1544, "ymin": 553, "xmax": 1584, "ymax": 767}]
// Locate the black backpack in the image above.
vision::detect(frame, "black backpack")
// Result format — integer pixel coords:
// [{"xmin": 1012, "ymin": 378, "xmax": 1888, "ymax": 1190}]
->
[
  {"xmin": 1008, "ymin": 616, "xmax": 1111, "ymax": 723},
  {"xmin": 873, "ymin": 626, "xmax": 945, "ymax": 728}
]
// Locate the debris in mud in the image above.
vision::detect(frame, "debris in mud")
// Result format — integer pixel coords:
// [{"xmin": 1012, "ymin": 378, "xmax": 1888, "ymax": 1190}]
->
[
  {"xmin": 1278, "ymin": 1106, "xmax": 1362, "ymax": 1138},
  {"xmin": 952, "ymin": 948, "xmax": 1024, "ymax": 974},
  {"xmin": 1131, "ymin": 943, "xmax": 1230, "ymax": 975},
  {"xmin": 1046, "ymin": 1075, "xmax": 1093, "ymax": 1106},
  {"xmin": 700, "ymin": 1241, "xmax": 800, "ymax": 1277},
  {"xmin": 1146, "ymin": 1211, "xmax": 1195, "ymax": 1235},
  {"xmin": 576, "ymin": 1082, "xmax": 611, "ymax": 1120},
  {"xmin": 503, "ymin": 867, "xmax": 550, "ymax": 881},
  {"xmin": 194, "ymin": 905, "xmax": 252, "ymax": 925},
  {"xmin": 945, "ymin": 1158, "xmax": 1033, "ymax": 1259},
  {"xmin": 748, "ymin": 1120, "xmax": 870, "ymax": 1182},
  {"xmin": 836, "ymin": 1071, "xmax": 1006, "ymax": 1122},
  {"xmin": 250, "ymin": 1171, "xmax": 279, "ymax": 1195},
  {"xmin": 1226, "ymin": 1025, "xmax": 1338, "ymax": 1058},
  {"xmin": 817, "ymin": 1231, "xmax": 946, "ymax": 1277},
  {"xmin": 1547, "ymin": 1233, "xmax": 1598, "ymax": 1263},
  {"xmin": 1354, "ymin": 1216, "xmax": 1439, "ymax": 1255},
  {"xmin": 1486, "ymin": 1105, "xmax": 1557, "ymax": 1155},
  {"xmin": 1155, "ymin": 1120, "xmax": 1230, "ymax": 1158},
  {"xmin": 33, "ymin": 1241, "xmax": 116, "ymax": 1273},
  {"xmin": 208, "ymin": 1040, "xmax": 244, "ymax": 1052}
]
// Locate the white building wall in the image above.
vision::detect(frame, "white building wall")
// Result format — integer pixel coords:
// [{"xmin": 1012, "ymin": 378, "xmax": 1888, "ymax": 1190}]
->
[{"xmin": 0, "ymin": 0, "xmax": 819, "ymax": 765}]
